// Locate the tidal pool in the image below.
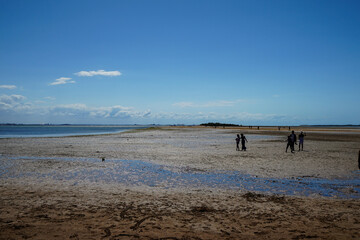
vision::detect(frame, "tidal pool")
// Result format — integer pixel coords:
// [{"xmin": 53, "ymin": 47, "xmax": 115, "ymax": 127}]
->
[{"xmin": 1, "ymin": 155, "xmax": 359, "ymax": 199}]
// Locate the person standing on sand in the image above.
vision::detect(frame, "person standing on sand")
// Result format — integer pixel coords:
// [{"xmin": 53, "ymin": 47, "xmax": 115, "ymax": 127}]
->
[
  {"xmin": 298, "ymin": 131, "xmax": 306, "ymax": 151},
  {"xmin": 240, "ymin": 133, "xmax": 248, "ymax": 151},
  {"xmin": 290, "ymin": 131, "xmax": 297, "ymax": 150},
  {"xmin": 236, "ymin": 134, "xmax": 240, "ymax": 151},
  {"xmin": 286, "ymin": 130, "xmax": 297, "ymax": 153},
  {"xmin": 285, "ymin": 135, "xmax": 293, "ymax": 153}
]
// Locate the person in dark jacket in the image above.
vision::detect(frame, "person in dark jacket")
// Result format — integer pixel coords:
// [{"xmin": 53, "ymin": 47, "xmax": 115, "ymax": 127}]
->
[
  {"xmin": 298, "ymin": 131, "xmax": 306, "ymax": 151},
  {"xmin": 285, "ymin": 131, "xmax": 297, "ymax": 153},
  {"xmin": 235, "ymin": 134, "xmax": 240, "ymax": 151},
  {"xmin": 286, "ymin": 135, "xmax": 292, "ymax": 153},
  {"xmin": 240, "ymin": 133, "xmax": 248, "ymax": 151},
  {"xmin": 290, "ymin": 130, "xmax": 297, "ymax": 153}
]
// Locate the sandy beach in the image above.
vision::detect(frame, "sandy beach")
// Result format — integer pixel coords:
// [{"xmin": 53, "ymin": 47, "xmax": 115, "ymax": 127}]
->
[{"xmin": 1, "ymin": 126, "xmax": 360, "ymax": 239}]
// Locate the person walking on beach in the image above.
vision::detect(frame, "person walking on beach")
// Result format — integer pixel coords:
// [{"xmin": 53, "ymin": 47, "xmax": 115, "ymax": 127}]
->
[
  {"xmin": 285, "ymin": 135, "xmax": 293, "ymax": 153},
  {"xmin": 240, "ymin": 133, "xmax": 248, "ymax": 151},
  {"xmin": 290, "ymin": 130, "xmax": 297, "ymax": 152},
  {"xmin": 298, "ymin": 131, "xmax": 306, "ymax": 151},
  {"xmin": 286, "ymin": 130, "xmax": 297, "ymax": 153},
  {"xmin": 235, "ymin": 134, "xmax": 240, "ymax": 151}
]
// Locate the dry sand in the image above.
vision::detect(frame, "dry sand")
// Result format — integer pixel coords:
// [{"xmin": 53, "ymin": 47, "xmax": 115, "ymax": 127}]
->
[{"xmin": 0, "ymin": 126, "xmax": 359, "ymax": 239}]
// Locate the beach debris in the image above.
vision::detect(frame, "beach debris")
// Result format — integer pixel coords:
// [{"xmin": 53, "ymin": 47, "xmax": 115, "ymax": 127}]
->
[
  {"xmin": 358, "ymin": 150, "xmax": 360, "ymax": 169},
  {"xmin": 102, "ymin": 228, "xmax": 111, "ymax": 238},
  {"xmin": 130, "ymin": 215, "xmax": 154, "ymax": 230},
  {"xmin": 69, "ymin": 233, "xmax": 79, "ymax": 240},
  {"xmin": 242, "ymin": 192, "xmax": 266, "ymax": 202},
  {"xmin": 242, "ymin": 192, "xmax": 287, "ymax": 204},
  {"xmin": 110, "ymin": 233, "xmax": 141, "ymax": 238},
  {"xmin": 102, "ymin": 157, "xmax": 105, "ymax": 162},
  {"xmin": 190, "ymin": 205, "xmax": 215, "ymax": 215},
  {"xmin": 120, "ymin": 204, "xmax": 133, "ymax": 219}
]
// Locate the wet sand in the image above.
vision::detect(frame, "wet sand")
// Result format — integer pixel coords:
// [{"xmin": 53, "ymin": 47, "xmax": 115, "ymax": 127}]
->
[{"xmin": 0, "ymin": 126, "xmax": 360, "ymax": 239}]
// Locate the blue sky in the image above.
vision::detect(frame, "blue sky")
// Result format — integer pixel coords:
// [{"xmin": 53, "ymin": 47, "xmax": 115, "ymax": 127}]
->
[{"xmin": 1, "ymin": 0, "xmax": 359, "ymax": 125}]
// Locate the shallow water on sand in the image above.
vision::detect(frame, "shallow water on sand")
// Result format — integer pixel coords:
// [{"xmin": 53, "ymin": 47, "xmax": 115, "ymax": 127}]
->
[
  {"xmin": 1, "ymin": 155, "xmax": 359, "ymax": 199},
  {"xmin": 0, "ymin": 125, "xmax": 146, "ymax": 138}
]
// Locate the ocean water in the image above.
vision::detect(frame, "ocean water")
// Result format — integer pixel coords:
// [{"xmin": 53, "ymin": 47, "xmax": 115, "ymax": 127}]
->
[{"xmin": 0, "ymin": 125, "xmax": 147, "ymax": 138}]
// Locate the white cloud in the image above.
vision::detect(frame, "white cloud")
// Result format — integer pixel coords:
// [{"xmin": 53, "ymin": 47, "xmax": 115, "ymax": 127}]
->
[
  {"xmin": 89, "ymin": 105, "xmax": 150, "ymax": 119},
  {"xmin": 35, "ymin": 97, "xmax": 56, "ymax": 104},
  {"xmin": 75, "ymin": 70, "xmax": 122, "ymax": 77},
  {"xmin": 0, "ymin": 96, "xmax": 152, "ymax": 121},
  {"xmin": 172, "ymin": 102, "xmax": 195, "ymax": 108},
  {"xmin": 0, "ymin": 85, "xmax": 17, "ymax": 89},
  {"xmin": 50, "ymin": 77, "xmax": 75, "ymax": 86},
  {"xmin": 202, "ymin": 100, "xmax": 238, "ymax": 107},
  {"xmin": 44, "ymin": 96, "xmax": 56, "ymax": 101},
  {"xmin": 46, "ymin": 104, "xmax": 150, "ymax": 120},
  {"xmin": 0, "ymin": 94, "xmax": 27, "ymax": 110},
  {"xmin": 0, "ymin": 94, "xmax": 26, "ymax": 104},
  {"xmin": 151, "ymin": 111, "xmax": 287, "ymax": 123},
  {"xmin": 173, "ymin": 99, "xmax": 245, "ymax": 108},
  {"xmin": 49, "ymin": 104, "xmax": 88, "ymax": 116}
]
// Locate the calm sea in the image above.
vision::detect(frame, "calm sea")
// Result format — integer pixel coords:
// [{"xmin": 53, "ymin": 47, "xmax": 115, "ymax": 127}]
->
[{"xmin": 0, "ymin": 125, "xmax": 147, "ymax": 138}]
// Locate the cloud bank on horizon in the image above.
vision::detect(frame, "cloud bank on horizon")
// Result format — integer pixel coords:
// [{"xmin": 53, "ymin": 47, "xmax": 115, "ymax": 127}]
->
[{"xmin": 0, "ymin": 93, "xmax": 289, "ymax": 125}]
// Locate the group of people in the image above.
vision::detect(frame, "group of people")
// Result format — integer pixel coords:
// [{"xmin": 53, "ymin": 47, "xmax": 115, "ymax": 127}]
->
[
  {"xmin": 235, "ymin": 134, "xmax": 248, "ymax": 151},
  {"xmin": 286, "ymin": 130, "xmax": 306, "ymax": 153},
  {"xmin": 235, "ymin": 131, "xmax": 306, "ymax": 153}
]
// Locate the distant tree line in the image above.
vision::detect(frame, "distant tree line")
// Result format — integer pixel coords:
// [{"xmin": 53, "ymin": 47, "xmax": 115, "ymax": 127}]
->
[{"xmin": 200, "ymin": 122, "xmax": 241, "ymax": 127}]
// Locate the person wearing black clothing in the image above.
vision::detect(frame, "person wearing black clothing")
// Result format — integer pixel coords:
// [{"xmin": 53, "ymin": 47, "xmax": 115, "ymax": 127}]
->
[
  {"xmin": 290, "ymin": 130, "xmax": 297, "ymax": 152},
  {"xmin": 298, "ymin": 131, "xmax": 306, "ymax": 151},
  {"xmin": 240, "ymin": 133, "xmax": 248, "ymax": 151},
  {"xmin": 285, "ymin": 131, "xmax": 297, "ymax": 153},
  {"xmin": 235, "ymin": 134, "xmax": 240, "ymax": 151},
  {"xmin": 286, "ymin": 135, "xmax": 292, "ymax": 153}
]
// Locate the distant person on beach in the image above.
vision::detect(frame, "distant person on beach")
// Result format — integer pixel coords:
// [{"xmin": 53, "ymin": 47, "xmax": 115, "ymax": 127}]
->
[
  {"xmin": 240, "ymin": 133, "xmax": 248, "ymax": 151},
  {"xmin": 285, "ymin": 131, "xmax": 297, "ymax": 153},
  {"xmin": 290, "ymin": 130, "xmax": 297, "ymax": 152},
  {"xmin": 298, "ymin": 131, "xmax": 306, "ymax": 151},
  {"xmin": 235, "ymin": 134, "xmax": 240, "ymax": 151},
  {"xmin": 290, "ymin": 130, "xmax": 297, "ymax": 142}
]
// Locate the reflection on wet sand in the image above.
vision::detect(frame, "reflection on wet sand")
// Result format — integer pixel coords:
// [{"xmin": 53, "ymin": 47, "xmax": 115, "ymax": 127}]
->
[{"xmin": 1, "ymin": 155, "xmax": 359, "ymax": 199}]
